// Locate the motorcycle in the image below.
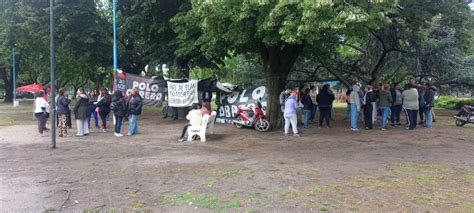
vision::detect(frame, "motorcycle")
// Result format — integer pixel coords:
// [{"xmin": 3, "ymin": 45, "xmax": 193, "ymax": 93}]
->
[
  {"xmin": 454, "ymin": 104, "xmax": 474, "ymax": 126},
  {"xmin": 231, "ymin": 99, "xmax": 270, "ymax": 132}
]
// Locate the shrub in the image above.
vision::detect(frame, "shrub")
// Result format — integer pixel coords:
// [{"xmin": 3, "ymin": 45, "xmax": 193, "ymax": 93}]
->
[{"xmin": 435, "ymin": 96, "xmax": 474, "ymax": 109}]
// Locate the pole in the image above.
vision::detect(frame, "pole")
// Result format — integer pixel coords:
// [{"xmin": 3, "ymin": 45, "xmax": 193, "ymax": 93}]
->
[
  {"xmin": 50, "ymin": 0, "xmax": 56, "ymax": 149},
  {"xmin": 113, "ymin": 0, "xmax": 118, "ymax": 72},
  {"xmin": 112, "ymin": 0, "xmax": 118, "ymax": 124},
  {"xmin": 12, "ymin": 49, "xmax": 16, "ymax": 103}
]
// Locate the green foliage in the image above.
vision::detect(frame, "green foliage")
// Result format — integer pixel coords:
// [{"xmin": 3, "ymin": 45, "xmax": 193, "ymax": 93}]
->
[{"xmin": 435, "ymin": 96, "xmax": 474, "ymax": 109}]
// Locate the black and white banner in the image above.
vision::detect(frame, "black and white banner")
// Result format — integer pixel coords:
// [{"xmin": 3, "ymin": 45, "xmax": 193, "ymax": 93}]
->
[
  {"xmin": 167, "ymin": 80, "xmax": 199, "ymax": 107},
  {"xmin": 216, "ymin": 86, "xmax": 267, "ymax": 124},
  {"xmin": 115, "ymin": 72, "xmax": 166, "ymax": 107}
]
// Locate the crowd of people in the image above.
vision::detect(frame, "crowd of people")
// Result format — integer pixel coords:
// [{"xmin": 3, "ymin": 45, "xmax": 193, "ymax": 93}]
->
[
  {"xmin": 33, "ymin": 87, "xmax": 143, "ymax": 138},
  {"xmin": 33, "ymin": 79, "xmax": 437, "ymax": 139},
  {"xmin": 279, "ymin": 79, "xmax": 437, "ymax": 136}
]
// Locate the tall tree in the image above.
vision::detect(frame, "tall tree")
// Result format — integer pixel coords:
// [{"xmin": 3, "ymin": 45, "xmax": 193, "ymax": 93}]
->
[{"xmin": 172, "ymin": 0, "xmax": 390, "ymax": 128}]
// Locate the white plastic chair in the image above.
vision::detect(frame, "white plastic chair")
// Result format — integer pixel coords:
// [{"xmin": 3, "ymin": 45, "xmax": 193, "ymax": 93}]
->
[
  {"xmin": 206, "ymin": 111, "xmax": 217, "ymax": 135},
  {"xmin": 187, "ymin": 114, "xmax": 209, "ymax": 142}
]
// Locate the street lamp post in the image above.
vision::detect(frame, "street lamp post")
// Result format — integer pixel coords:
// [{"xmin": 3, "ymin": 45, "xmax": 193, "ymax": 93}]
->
[
  {"xmin": 50, "ymin": 0, "xmax": 56, "ymax": 149},
  {"xmin": 12, "ymin": 49, "xmax": 18, "ymax": 107}
]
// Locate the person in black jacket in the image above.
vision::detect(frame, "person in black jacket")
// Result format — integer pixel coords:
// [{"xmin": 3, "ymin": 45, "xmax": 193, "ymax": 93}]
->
[
  {"xmin": 127, "ymin": 88, "xmax": 142, "ymax": 136},
  {"xmin": 95, "ymin": 88, "xmax": 112, "ymax": 132},
  {"xmin": 316, "ymin": 84, "xmax": 335, "ymax": 128},
  {"xmin": 73, "ymin": 88, "xmax": 91, "ymax": 137},
  {"xmin": 56, "ymin": 88, "xmax": 71, "ymax": 137},
  {"xmin": 363, "ymin": 85, "xmax": 377, "ymax": 129},
  {"xmin": 111, "ymin": 91, "xmax": 127, "ymax": 137},
  {"xmin": 301, "ymin": 88, "xmax": 313, "ymax": 128}
]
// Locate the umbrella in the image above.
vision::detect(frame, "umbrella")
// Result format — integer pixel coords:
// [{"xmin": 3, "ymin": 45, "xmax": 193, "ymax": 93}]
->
[{"xmin": 17, "ymin": 83, "xmax": 44, "ymax": 93}]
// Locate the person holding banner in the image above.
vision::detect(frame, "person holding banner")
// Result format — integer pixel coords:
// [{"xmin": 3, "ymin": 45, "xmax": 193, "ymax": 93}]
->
[{"xmin": 127, "ymin": 88, "xmax": 142, "ymax": 136}]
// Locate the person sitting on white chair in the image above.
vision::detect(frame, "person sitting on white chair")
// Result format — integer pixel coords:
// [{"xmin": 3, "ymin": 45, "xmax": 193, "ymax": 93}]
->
[{"xmin": 178, "ymin": 103, "xmax": 202, "ymax": 142}]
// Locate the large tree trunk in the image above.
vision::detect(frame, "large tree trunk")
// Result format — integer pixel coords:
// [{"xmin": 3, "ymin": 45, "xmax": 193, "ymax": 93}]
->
[
  {"xmin": 260, "ymin": 43, "xmax": 301, "ymax": 129},
  {"xmin": 0, "ymin": 66, "xmax": 14, "ymax": 103}
]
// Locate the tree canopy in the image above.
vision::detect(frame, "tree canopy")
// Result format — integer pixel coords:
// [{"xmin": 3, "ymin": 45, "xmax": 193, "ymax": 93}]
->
[{"xmin": 0, "ymin": 0, "xmax": 473, "ymax": 126}]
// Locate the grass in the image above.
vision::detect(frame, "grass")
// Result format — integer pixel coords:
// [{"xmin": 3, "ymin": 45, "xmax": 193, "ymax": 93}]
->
[
  {"xmin": 212, "ymin": 169, "xmax": 242, "ymax": 178},
  {"xmin": 168, "ymin": 191, "xmax": 240, "ymax": 211},
  {"xmin": 318, "ymin": 202, "xmax": 330, "ymax": 211},
  {"xmin": 308, "ymin": 186, "xmax": 321, "ymax": 195},
  {"xmin": 42, "ymin": 206, "xmax": 57, "ymax": 213}
]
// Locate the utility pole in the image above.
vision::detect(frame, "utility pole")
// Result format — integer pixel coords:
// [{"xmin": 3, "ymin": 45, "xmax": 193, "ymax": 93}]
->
[{"xmin": 50, "ymin": 0, "xmax": 56, "ymax": 149}]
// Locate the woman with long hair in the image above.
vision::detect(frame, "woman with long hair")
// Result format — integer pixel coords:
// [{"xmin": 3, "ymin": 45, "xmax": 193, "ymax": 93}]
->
[{"xmin": 96, "ymin": 88, "xmax": 112, "ymax": 132}]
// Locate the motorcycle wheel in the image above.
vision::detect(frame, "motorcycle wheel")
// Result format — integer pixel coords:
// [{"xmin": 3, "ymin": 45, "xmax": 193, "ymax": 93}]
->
[
  {"xmin": 455, "ymin": 112, "xmax": 468, "ymax": 127},
  {"xmin": 255, "ymin": 118, "xmax": 270, "ymax": 132},
  {"xmin": 456, "ymin": 119, "xmax": 467, "ymax": 127},
  {"xmin": 233, "ymin": 116, "xmax": 243, "ymax": 129}
]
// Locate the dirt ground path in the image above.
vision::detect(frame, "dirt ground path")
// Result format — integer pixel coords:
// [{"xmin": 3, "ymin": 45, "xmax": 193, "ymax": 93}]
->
[{"xmin": 0, "ymin": 103, "xmax": 473, "ymax": 212}]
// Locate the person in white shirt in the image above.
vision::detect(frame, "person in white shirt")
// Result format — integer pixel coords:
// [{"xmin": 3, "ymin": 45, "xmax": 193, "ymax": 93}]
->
[
  {"xmin": 34, "ymin": 90, "xmax": 50, "ymax": 137},
  {"xmin": 178, "ymin": 103, "xmax": 203, "ymax": 142}
]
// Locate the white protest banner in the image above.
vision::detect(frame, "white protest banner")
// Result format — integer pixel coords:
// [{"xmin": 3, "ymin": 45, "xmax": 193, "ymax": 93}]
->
[{"xmin": 167, "ymin": 80, "xmax": 199, "ymax": 107}]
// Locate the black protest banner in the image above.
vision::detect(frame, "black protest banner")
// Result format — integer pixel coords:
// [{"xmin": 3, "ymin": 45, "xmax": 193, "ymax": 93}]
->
[
  {"xmin": 115, "ymin": 72, "xmax": 166, "ymax": 107},
  {"xmin": 216, "ymin": 86, "xmax": 267, "ymax": 123}
]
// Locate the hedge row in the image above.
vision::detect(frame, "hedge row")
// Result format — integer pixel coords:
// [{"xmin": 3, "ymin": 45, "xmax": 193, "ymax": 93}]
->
[{"xmin": 435, "ymin": 96, "xmax": 474, "ymax": 110}]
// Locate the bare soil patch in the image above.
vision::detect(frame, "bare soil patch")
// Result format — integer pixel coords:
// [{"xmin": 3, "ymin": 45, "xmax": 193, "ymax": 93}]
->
[{"xmin": 0, "ymin": 102, "xmax": 473, "ymax": 212}]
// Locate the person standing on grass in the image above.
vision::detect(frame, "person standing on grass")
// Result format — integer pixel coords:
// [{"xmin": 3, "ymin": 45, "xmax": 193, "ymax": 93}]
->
[
  {"xmin": 178, "ymin": 103, "xmax": 203, "ymax": 142},
  {"xmin": 127, "ymin": 88, "xmax": 142, "ymax": 136},
  {"xmin": 284, "ymin": 93, "xmax": 300, "ymax": 137},
  {"xmin": 56, "ymin": 88, "xmax": 71, "ymax": 137},
  {"xmin": 349, "ymin": 83, "xmax": 361, "ymax": 131},
  {"xmin": 95, "ymin": 88, "xmax": 112, "ymax": 132},
  {"xmin": 378, "ymin": 84, "xmax": 393, "ymax": 130},
  {"xmin": 34, "ymin": 91, "xmax": 50, "ymax": 137},
  {"xmin": 402, "ymin": 83, "xmax": 419, "ymax": 130},
  {"xmin": 309, "ymin": 86, "xmax": 318, "ymax": 122},
  {"xmin": 301, "ymin": 88, "xmax": 313, "ymax": 129},
  {"xmin": 390, "ymin": 82, "xmax": 403, "ymax": 127},
  {"xmin": 111, "ymin": 91, "xmax": 126, "ymax": 137},
  {"xmin": 423, "ymin": 83, "xmax": 436, "ymax": 128},
  {"xmin": 316, "ymin": 84, "xmax": 335, "ymax": 128},
  {"xmin": 87, "ymin": 90, "xmax": 99, "ymax": 129},
  {"xmin": 363, "ymin": 85, "xmax": 377, "ymax": 130},
  {"xmin": 73, "ymin": 88, "xmax": 91, "ymax": 137}
]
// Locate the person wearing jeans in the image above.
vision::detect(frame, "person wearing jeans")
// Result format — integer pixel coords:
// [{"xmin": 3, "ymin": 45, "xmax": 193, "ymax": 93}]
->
[
  {"xmin": 402, "ymin": 83, "xmax": 419, "ymax": 130},
  {"xmin": 377, "ymin": 84, "xmax": 393, "ymax": 130},
  {"xmin": 111, "ymin": 91, "xmax": 126, "ymax": 137},
  {"xmin": 284, "ymin": 93, "xmax": 299, "ymax": 136},
  {"xmin": 390, "ymin": 82, "xmax": 403, "ymax": 126},
  {"xmin": 349, "ymin": 84, "xmax": 361, "ymax": 131},
  {"xmin": 127, "ymin": 88, "xmax": 142, "ymax": 136},
  {"xmin": 87, "ymin": 90, "xmax": 99, "ymax": 129},
  {"xmin": 301, "ymin": 88, "xmax": 313, "ymax": 129}
]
